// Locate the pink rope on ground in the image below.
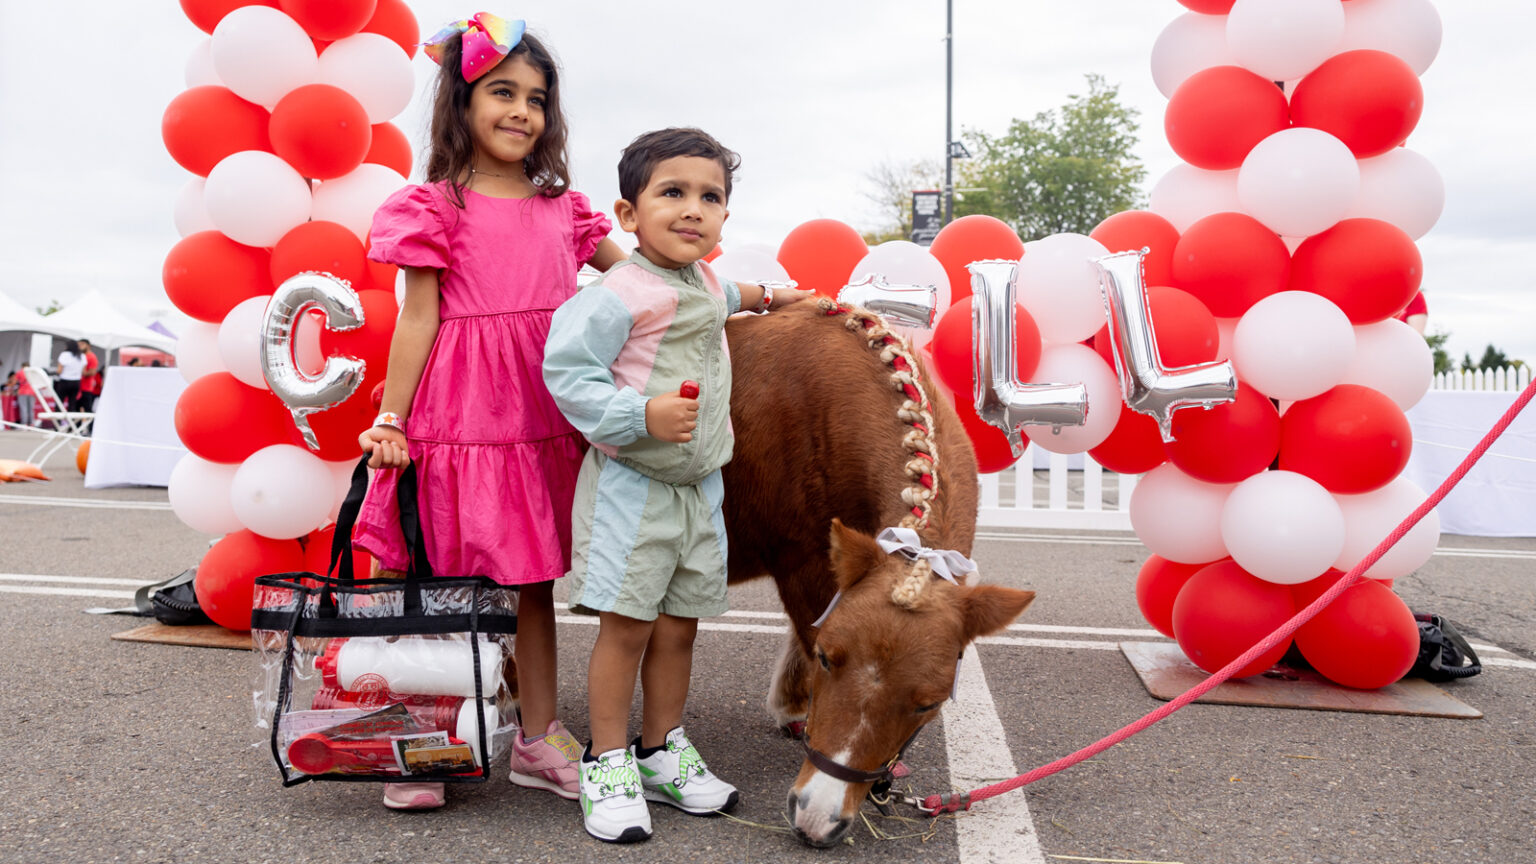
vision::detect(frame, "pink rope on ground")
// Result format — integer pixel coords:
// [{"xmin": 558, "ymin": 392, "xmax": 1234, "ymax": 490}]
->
[{"xmin": 922, "ymin": 376, "xmax": 1536, "ymax": 815}]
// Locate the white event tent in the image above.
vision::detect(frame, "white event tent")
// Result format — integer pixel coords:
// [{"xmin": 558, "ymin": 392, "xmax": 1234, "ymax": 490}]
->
[{"xmin": 43, "ymin": 289, "xmax": 177, "ymax": 354}]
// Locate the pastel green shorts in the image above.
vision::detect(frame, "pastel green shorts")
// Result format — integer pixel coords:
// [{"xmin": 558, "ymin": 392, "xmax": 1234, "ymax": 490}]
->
[{"xmin": 565, "ymin": 449, "xmax": 729, "ymax": 622}]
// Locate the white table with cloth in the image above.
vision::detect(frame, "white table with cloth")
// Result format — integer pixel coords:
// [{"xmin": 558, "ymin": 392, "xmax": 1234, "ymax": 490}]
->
[
  {"xmin": 1403, "ymin": 389, "xmax": 1536, "ymax": 537},
  {"xmin": 83, "ymin": 367, "xmax": 188, "ymax": 488}
]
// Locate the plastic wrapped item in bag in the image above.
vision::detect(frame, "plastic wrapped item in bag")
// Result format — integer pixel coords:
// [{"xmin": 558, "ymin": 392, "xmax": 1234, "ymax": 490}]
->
[{"xmin": 250, "ymin": 460, "xmax": 520, "ymax": 787}]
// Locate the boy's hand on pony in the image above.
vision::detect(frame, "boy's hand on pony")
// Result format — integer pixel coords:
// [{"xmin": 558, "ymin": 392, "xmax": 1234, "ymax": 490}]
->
[
  {"xmin": 646, "ymin": 390, "xmax": 700, "ymax": 443},
  {"xmin": 359, "ymin": 426, "xmax": 411, "ymax": 469},
  {"xmin": 770, "ymin": 286, "xmax": 815, "ymax": 309}
]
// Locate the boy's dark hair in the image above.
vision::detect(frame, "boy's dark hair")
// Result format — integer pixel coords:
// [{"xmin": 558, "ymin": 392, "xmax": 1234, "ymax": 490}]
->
[
  {"xmin": 618, "ymin": 128, "xmax": 740, "ymax": 204},
  {"xmin": 424, "ymin": 31, "xmax": 571, "ymax": 207}
]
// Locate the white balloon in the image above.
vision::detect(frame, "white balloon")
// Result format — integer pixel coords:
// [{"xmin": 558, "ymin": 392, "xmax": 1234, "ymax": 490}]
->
[
  {"xmin": 218, "ymin": 296, "xmax": 272, "ymax": 390},
  {"xmin": 849, "ymin": 241, "xmax": 952, "ymax": 349},
  {"xmin": 1238, "ymin": 128, "xmax": 1359, "ymax": 237},
  {"xmin": 1341, "ymin": 318, "xmax": 1433, "ymax": 411},
  {"xmin": 1130, "ymin": 463, "xmax": 1234, "ymax": 564},
  {"xmin": 1226, "ymin": 0, "xmax": 1345, "ymax": 82},
  {"xmin": 1151, "ymin": 12, "xmax": 1236, "ymax": 99},
  {"xmin": 173, "ymin": 177, "xmax": 216, "ymax": 237},
  {"xmin": 316, "ymin": 33, "xmax": 415, "ymax": 124},
  {"xmin": 324, "ymin": 458, "xmax": 359, "ymax": 524},
  {"xmin": 1221, "ymin": 470, "xmax": 1345, "ymax": 585},
  {"xmin": 204, "ymin": 150, "xmax": 313, "ymax": 247},
  {"xmin": 1021, "ymin": 344, "xmax": 1122, "ymax": 454},
  {"xmin": 1340, "ymin": 0, "xmax": 1442, "ymax": 76},
  {"xmin": 1346, "ymin": 149, "xmax": 1445, "ymax": 241},
  {"xmin": 1233, "ymin": 291, "xmax": 1355, "ymax": 401},
  {"xmin": 1149, "ymin": 165, "xmax": 1241, "ymax": 233},
  {"xmin": 1333, "ymin": 477, "xmax": 1440, "ymax": 581},
  {"xmin": 231, "ymin": 444, "xmax": 337, "ymax": 539},
  {"xmin": 170, "ymin": 454, "xmax": 244, "ymax": 535},
  {"xmin": 1015, "ymin": 233, "xmax": 1111, "ymax": 344},
  {"xmin": 175, "ymin": 322, "xmax": 227, "ymax": 384},
  {"xmin": 210, "ymin": 6, "xmax": 318, "ymax": 108},
  {"xmin": 185, "ymin": 38, "xmax": 221, "ymax": 88},
  {"xmin": 311, "ymin": 163, "xmax": 408, "ymax": 242},
  {"xmin": 710, "ymin": 248, "xmax": 792, "ymax": 284}
]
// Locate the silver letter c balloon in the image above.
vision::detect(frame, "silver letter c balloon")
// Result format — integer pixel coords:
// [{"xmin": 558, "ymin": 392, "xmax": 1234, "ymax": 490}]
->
[
  {"xmin": 1094, "ymin": 249, "xmax": 1236, "ymax": 440},
  {"xmin": 261, "ymin": 272, "xmax": 366, "ymax": 449},
  {"xmin": 969, "ymin": 259, "xmax": 1089, "ymax": 457}
]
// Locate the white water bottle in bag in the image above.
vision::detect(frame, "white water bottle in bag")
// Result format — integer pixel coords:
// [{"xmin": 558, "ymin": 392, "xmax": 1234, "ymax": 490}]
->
[{"xmin": 315, "ymin": 637, "xmax": 503, "ymax": 698}]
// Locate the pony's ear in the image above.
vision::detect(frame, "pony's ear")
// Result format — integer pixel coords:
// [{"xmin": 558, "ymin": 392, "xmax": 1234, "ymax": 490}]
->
[
  {"xmin": 959, "ymin": 584, "xmax": 1035, "ymax": 644},
  {"xmin": 828, "ymin": 519, "xmax": 886, "ymax": 592}
]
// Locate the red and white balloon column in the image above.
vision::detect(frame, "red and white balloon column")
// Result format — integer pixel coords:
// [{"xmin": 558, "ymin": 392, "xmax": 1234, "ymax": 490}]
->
[
  {"xmin": 1130, "ymin": 0, "xmax": 1444, "ymax": 688},
  {"xmin": 162, "ymin": 0, "xmax": 418, "ymax": 631}
]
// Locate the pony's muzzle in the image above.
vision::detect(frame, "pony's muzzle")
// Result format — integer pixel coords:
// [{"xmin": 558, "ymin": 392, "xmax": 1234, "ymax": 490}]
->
[{"xmin": 787, "ymin": 788, "xmax": 853, "ymax": 848}]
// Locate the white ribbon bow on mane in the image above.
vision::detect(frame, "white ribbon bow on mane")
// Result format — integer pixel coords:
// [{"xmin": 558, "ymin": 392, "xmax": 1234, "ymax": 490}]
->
[{"xmin": 875, "ymin": 526, "xmax": 978, "ymax": 584}]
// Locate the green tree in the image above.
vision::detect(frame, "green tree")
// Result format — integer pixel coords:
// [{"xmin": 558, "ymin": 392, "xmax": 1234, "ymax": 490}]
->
[
  {"xmin": 1424, "ymin": 329, "xmax": 1452, "ymax": 376},
  {"xmin": 35, "ymin": 299, "xmax": 61, "ymax": 316},
  {"xmin": 1477, "ymin": 344, "xmax": 1510, "ymax": 370},
  {"xmin": 860, "ymin": 158, "xmax": 943, "ymax": 245},
  {"xmin": 955, "ymin": 74, "xmax": 1146, "ymax": 240}
]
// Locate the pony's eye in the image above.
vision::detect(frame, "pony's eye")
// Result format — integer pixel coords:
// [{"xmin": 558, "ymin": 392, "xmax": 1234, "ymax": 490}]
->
[
  {"xmin": 815, "ymin": 648, "xmax": 830, "ymax": 671},
  {"xmin": 916, "ymin": 701, "xmax": 944, "ymax": 714}
]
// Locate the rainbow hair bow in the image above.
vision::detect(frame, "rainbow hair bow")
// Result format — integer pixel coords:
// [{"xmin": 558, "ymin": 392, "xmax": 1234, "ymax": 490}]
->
[{"xmin": 423, "ymin": 13, "xmax": 526, "ymax": 82}]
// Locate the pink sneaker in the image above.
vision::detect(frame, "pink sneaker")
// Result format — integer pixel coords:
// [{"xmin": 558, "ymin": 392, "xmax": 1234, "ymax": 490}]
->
[
  {"xmin": 382, "ymin": 782, "xmax": 445, "ymax": 810},
  {"xmin": 508, "ymin": 719, "xmax": 582, "ymax": 800}
]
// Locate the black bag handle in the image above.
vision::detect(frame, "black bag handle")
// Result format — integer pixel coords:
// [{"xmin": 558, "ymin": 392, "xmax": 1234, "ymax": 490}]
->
[
  {"xmin": 393, "ymin": 463, "xmax": 431, "ymax": 617},
  {"xmin": 327, "ymin": 456, "xmax": 372, "ymax": 582},
  {"xmin": 317, "ymin": 457, "xmax": 427, "ymax": 618}
]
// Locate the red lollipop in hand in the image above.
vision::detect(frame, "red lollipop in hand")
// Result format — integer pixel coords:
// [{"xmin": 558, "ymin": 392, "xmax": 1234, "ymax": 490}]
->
[{"xmin": 679, "ymin": 380, "xmax": 700, "ymax": 400}]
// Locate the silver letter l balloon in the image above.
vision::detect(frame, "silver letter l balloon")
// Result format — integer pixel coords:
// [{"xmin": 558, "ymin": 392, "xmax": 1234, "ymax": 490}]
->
[
  {"xmin": 1094, "ymin": 249, "xmax": 1236, "ymax": 441},
  {"xmin": 261, "ymin": 272, "xmax": 367, "ymax": 449},
  {"xmin": 969, "ymin": 259, "xmax": 1088, "ymax": 457}
]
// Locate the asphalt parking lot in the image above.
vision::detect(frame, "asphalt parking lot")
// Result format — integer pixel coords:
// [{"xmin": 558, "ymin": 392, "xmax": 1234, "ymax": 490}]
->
[{"xmin": 2, "ymin": 430, "xmax": 1533, "ymax": 864}]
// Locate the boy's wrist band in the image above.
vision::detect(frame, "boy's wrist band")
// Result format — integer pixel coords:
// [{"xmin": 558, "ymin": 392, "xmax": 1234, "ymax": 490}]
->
[
  {"xmin": 373, "ymin": 412, "xmax": 405, "ymax": 432},
  {"xmin": 752, "ymin": 279, "xmax": 797, "ymax": 314}
]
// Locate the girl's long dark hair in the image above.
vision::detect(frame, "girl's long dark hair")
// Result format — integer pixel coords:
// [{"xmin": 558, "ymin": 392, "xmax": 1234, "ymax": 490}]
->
[{"xmin": 423, "ymin": 31, "xmax": 571, "ymax": 208}]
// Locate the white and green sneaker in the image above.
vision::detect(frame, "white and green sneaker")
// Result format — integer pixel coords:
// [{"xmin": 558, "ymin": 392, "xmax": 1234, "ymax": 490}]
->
[
  {"xmin": 634, "ymin": 727, "xmax": 740, "ymax": 815},
  {"xmin": 579, "ymin": 746, "xmax": 651, "ymax": 843}
]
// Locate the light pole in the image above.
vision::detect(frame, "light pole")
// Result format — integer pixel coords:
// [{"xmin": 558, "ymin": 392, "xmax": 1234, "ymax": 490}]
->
[{"xmin": 944, "ymin": 0, "xmax": 953, "ymax": 225}]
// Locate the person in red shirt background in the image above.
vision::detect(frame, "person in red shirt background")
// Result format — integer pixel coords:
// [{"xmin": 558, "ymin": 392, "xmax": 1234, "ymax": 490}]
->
[{"xmin": 76, "ymin": 339, "xmax": 102, "ymax": 412}]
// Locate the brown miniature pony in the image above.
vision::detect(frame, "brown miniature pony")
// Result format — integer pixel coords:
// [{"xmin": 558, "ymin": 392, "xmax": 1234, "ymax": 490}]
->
[{"xmin": 723, "ymin": 299, "xmax": 1035, "ymax": 848}]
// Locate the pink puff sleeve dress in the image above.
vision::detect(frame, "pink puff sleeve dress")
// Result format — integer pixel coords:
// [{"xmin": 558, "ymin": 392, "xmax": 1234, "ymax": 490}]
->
[{"xmin": 353, "ymin": 182, "xmax": 612, "ymax": 585}]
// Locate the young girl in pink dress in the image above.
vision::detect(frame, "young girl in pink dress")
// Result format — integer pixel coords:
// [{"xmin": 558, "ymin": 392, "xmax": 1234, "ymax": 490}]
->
[{"xmin": 354, "ymin": 14, "xmax": 624, "ymax": 811}]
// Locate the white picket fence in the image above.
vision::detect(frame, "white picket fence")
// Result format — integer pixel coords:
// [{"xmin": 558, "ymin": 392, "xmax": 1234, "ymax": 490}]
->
[
  {"xmin": 1431, "ymin": 365, "xmax": 1530, "ymax": 391},
  {"xmin": 976, "ymin": 365, "xmax": 1529, "ymax": 531}
]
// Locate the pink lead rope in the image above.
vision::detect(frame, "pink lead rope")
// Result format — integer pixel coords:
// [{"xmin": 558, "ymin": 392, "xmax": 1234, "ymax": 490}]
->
[{"xmin": 916, "ymin": 376, "xmax": 1536, "ymax": 816}]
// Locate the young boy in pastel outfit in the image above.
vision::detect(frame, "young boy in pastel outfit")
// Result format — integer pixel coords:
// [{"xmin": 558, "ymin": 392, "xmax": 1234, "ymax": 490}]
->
[{"xmin": 543, "ymin": 127, "xmax": 809, "ymax": 843}]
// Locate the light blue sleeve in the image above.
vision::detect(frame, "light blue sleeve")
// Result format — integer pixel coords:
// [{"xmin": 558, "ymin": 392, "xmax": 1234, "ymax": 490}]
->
[
  {"xmin": 721, "ymin": 278, "xmax": 743, "ymax": 315},
  {"xmin": 543, "ymin": 286, "xmax": 651, "ymax": 447}
]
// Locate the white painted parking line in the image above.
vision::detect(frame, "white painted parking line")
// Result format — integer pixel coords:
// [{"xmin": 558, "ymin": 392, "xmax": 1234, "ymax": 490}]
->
[
  {"xmin": 977, "ymin": 635, "xmax": 1121, "ymax": 651},
  {"xmin": 0, "ymin": 494, "xmax": 172, "ymax": 510},
  {"xmin": 0, "ymin": 585, "xmax": 136, "ymax": 599},
  {"xmin": 0, "ymin": 573, "xmax": 160, "ymax": 587},
  {"xmin": 945, "ymin": 642, "xmax": 1045, "ymax": 864}
]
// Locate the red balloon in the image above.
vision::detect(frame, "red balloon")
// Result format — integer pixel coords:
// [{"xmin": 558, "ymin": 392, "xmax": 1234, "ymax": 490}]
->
[
  {"xmin": 948, "ymin": 391, "xmax": 1019, "ymax": 474},
  {"xmin": 363, "ymin": 238, "xmax": 399, "ymax": 292},
  {"xmin": 1170, "ymin": 212, "xmax": 1291, "ymax": 318},
  {"xmin": 1176, "ymin": 0, "xmax": 1234, "ymax": 12},
  {"xmin": 1091, "ymin": 285, "xmax": 1218, "ymax": 371},
  {"xmin": 304, "ymin": 386, "xmax": 379, "ymax": 461},
  {"xmin": 365, "ymin": 122, "xmax": 413, "ymax": 177},
  {"xmin": 304, "ymin": 525, "xmax": 375, "ymax": 579},
  {"xmin": 1290, "ymin": 568, "xmax": 1351, "ymax": 609},
  {"xmin": 271, "ymin": 221, "xmax": 368, "ymax": 291},
  {"xmin": 703, "ymin": 244, "xmax": 723, "ymax": 263},
  {"xmin": 279, "ymin": 0, "xmax": 377, "ymax": 41},
  {"xmin": 1165, "ymin": 66, "xmax": 1289, "ymax": 171},
  {"xmin": 1171, "ymin": 560, "xmax": 1296, "ymax": 677},
  {"xmin": 180, "ymin": 0, "xmax": 277, "ymax": 35},
  {"xmin": 1088, "ymin": 408, "xmax": 1168, "ymax": 475},
  {"xmin": 162, "ymin": 86, "xmax": 271, "ymax": 177},
  {"xmin": 929, "ymin": 215, "xmax": 1025, "ymax": 306},
  {"xmin": 269, "ymin": 84, "xmax": 372, "ymax": 180},
  {"xmin": 163, "ymin": 231, "xmax": 273, "ymax": 323},
  {"xmin": 1090, "ymin": 210, "xmax": 1180, "ymax": 288},
  {"xmin": 1290, "ymin": 50, "xmax": 1423, "ymax": 158},
  {"xmin": 322, "ymin": 288, "xmax": 397, "ymax": 377},
  {"xmin": 1295, "ymin": 580, "xmax": 1418, "ymax": 689},
  {"xmin": 776, "ymin": 219, "xmax": 868, "ymax": 298},
  {"xmin": 1280, "ymin": 384, "xmax": 1411, "ymax": 494},
  {"xmin": 1136, "ymin": 554, "xmax": 1208, "ymax": 638},
  {"xmin": 195, "ymin": 530, "xmax": 305, "ymax": 632},
  {"xmin": 1288, "ymin": 219, "xmax": 1422, "ymax": 324},
  {"xmin": 1164, "ymin": 382, "xmax": 1280, "ymax": 484},
  {"xmin": 929, "ymin": 296, "xmax": 1042, "ymax": 396},
  {"xmin": 175, "ymin": 373, "xmax": 298, "ymax": 464},
  {"xmin": 362, "ymin": 0, "xmax": 420, "ymax": 57}
]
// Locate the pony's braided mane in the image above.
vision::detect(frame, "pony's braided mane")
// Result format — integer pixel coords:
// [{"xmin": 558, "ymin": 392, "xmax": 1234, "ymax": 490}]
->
[{"xmin": 816, "ymin": 298, "xmax": 942, "ymax": 609}]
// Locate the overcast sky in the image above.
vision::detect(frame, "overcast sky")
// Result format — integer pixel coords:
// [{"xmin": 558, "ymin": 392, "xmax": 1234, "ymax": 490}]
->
[{"xmin": 0, "ymin": 1, "xmax": 1529, "ymax": 366}]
